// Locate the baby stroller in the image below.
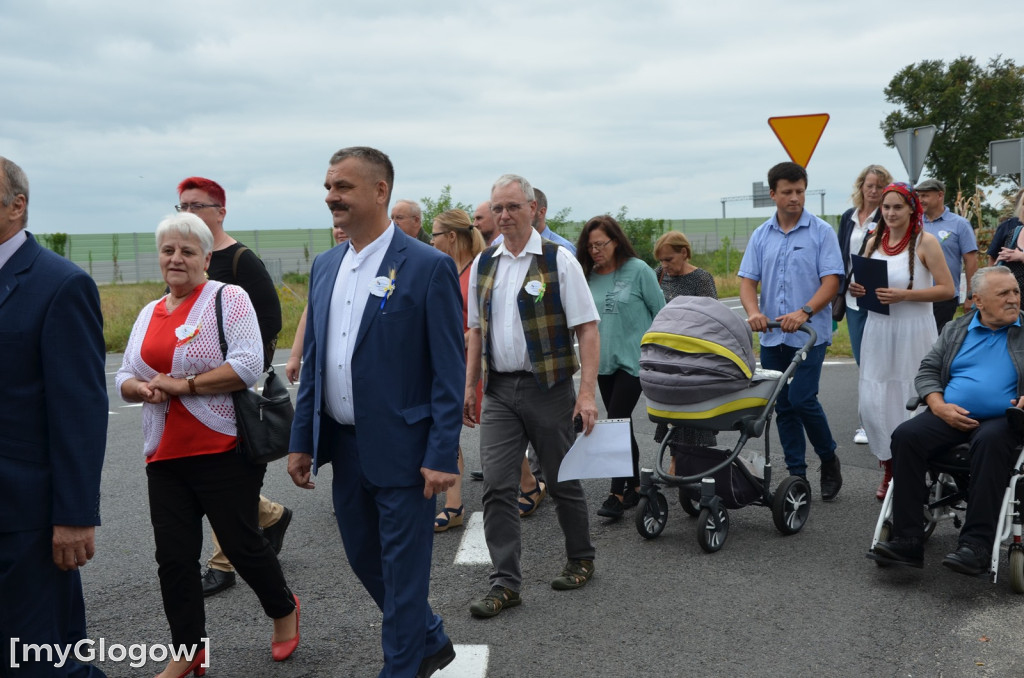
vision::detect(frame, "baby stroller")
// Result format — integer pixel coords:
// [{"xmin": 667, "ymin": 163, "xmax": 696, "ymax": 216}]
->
[{"xmin": 636, "ymin": 296, "xmax": 815, "ymax": 552}]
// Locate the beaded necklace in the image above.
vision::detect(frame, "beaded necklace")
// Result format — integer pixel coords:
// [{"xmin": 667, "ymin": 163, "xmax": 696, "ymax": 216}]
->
[{"xmin": 879, "ymin": 226, "xmax": 916, "ymax": 256}]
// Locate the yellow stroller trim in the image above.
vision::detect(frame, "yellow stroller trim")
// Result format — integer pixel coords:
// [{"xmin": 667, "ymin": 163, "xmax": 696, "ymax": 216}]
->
[{"xmin": 641, "ymin": 332, "xmax": 754, "ymax": 379}]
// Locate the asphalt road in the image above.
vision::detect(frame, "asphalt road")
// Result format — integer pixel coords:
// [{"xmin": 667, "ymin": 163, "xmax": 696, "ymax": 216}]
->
[{"xmin": 79, "ymin": 347, "xmax": 1024, "ymax": 678}]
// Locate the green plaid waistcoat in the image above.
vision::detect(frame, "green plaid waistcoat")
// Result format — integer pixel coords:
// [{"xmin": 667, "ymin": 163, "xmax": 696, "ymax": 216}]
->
[{"xmin": 476, "ymin": 240, "xmax": 580, "ymax": 391}]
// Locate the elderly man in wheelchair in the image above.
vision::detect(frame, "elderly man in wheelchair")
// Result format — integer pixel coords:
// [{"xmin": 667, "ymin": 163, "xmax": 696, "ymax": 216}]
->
[{"xmin": 869, "ymin": 266, "xmax": 1024, "ymax": 576}]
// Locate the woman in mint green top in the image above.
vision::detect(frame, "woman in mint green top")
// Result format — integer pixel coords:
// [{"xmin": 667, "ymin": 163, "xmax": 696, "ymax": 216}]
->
[{"xmin": 576, "ymin": 215, "xmax": 666, "ymax": 520}]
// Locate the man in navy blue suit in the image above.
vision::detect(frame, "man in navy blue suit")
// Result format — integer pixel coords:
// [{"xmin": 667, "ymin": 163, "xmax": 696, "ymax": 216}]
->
[
  {"xmin": 0, "ymin": 157, "xmax": 108, "ymax": 676},
  {"xmin": 288, "ymin": 147, "xmax": 464, "ymax": 678}
]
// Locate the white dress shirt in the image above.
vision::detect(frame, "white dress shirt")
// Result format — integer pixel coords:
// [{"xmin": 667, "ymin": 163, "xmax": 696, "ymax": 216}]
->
[
  {"xmin": 324, "ymin": 223, "xmax": 396, "ymax": 424},
  {"xmin": 466, "ymin": 228, "xmax": 598, "ymax": 373},
  {"xmin": 0, "ymin": 229, "xmax": 28, "ymax": 272}
]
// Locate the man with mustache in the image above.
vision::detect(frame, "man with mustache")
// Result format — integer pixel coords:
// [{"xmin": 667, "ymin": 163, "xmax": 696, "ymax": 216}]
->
[{"xmin": 871, "ymin": 266, "xmax": 1024, "ymax": 574}]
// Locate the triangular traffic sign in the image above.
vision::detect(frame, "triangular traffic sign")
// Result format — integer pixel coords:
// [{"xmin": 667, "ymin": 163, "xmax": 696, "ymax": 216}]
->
[{"xmin": 768, "ymin": 114, "xmax": 830, "ymax": 167}]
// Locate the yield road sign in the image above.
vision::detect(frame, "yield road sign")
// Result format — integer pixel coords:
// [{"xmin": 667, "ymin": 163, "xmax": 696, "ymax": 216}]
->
[
  {"xmin": 893, "ymin": 125, "xmax": 936, "ymax": 185},
  {"xmin": 768, "ymin": 114, "xmax": 830, "ymax": 167}
]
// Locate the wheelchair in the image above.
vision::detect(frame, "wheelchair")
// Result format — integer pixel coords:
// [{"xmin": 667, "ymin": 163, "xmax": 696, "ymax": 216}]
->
[{"xmin": 868, "ymin": 439, "xmax": 1024, "ymax": 592}]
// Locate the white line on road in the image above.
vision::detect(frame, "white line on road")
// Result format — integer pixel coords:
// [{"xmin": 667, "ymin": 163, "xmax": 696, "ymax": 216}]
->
[
  {"xmin": 437, "ymin": 645, "xmax": 489, "ymax": 678},
  {"xmin": 454, "ymin": 511, "xmax": 490, "ymax": 565}
]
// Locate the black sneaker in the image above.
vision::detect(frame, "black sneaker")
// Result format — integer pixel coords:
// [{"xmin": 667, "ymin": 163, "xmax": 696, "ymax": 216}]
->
[
  {"xmin": 622, "ymin": 487, "xmax": 640, "ymax": 509},
  {"xmin": 869, "ymin": 538, "xmax": 924, "ymax": 568},
  {"xmin": 820, "ymin": 456, "xmax": 843, "ymax": 502},
  {"xmin": 597, "ymin": 494, "xmax": 625, "ymax": 519}
]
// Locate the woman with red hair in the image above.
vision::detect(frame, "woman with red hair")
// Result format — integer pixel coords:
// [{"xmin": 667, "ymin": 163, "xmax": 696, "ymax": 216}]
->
[{"xmin": 849, "ymin": 182, "xmax": 954, "ymax": 499}]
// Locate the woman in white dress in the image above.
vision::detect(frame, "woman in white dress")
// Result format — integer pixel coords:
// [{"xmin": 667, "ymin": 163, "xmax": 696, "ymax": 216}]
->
[{"xmin": 849, "ymin": 182, "xmax": 954, "ymax": 500}]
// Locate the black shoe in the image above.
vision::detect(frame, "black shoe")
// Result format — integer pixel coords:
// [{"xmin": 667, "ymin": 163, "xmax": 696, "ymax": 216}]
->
[
  {"xmin": 622, "ymin": 486, "xmax": 640, "ymax": 509},
  {"xmin": 201, "ymin": 568, "xmax": 236, "ymax": 596},
  {"xmin": 416, "ymin": 639, "xmax": 456, "ymax": 678},
  {"xmin": 469, "ymin": 470, "xmax": 484, "ymax": 481},
  {"xmin": 263, "ymin": 507, "xmax": 293, "ymax": 555},
  {"xmin": 820, "ymin": 456, "xmax": 843, "ymax": 502},
  {"xmin": 942, "ymin": 543, "xmax": 988, "ymax": 576},
  {"xmin": 597, "ymin": 494, "xmax": 625, "ymax": 519},
  {"xmin": 870, "ymin": 539, "xmax": 924, "ymax": 568}
]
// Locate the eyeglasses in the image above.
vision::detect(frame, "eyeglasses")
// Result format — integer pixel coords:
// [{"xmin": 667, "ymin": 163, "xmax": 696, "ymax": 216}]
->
[
  {"xmin": 430, "ymin": 231, "xmax": 451, "ymax": 240},
  {"xmin": 175, "ymin": 203, "xmax": 222, "ymax": 213},
  {"xmin": 490, "ymin": 203, "xmax": 524, "ymax": 216},
  {"xmin": 587, "ymin": 239, "xmax": 612, "ymax": 252}
]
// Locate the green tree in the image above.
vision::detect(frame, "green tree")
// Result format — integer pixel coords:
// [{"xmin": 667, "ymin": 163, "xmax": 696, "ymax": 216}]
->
[
  {"xmin": 39, "ymin": 232, "xmax": 68, "ymax": 257},
  {"xmin": 880, "ymin": 56, "xmax": 1024, "ymax": 199},
  {"xmin": 614, "ymin": 206, "xmax": 664, "ymax": 267},
  {"xmin": 420, "ymin": 185, "xmax": 473, "ymax": 235}
]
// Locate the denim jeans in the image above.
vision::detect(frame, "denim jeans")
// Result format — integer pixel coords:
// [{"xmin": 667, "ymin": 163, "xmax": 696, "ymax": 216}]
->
[
  {"xmin": 760, "ymin": 342, "xmax": 837, "ymax": 476},
  {"xmin": 846, "ymin": 306, "xmax": 868, "ymax": 366}
]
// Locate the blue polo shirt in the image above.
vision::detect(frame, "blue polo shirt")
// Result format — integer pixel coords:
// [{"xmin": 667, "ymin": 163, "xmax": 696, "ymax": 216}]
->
[
  {"xmin": 922, "ymin": 207, "xmax": 977, "ymax": 297},
  {"xmin": 943, "ymin": 314, "xmax": 1020, "ymax": 420},
  {"xmin": 739, "ymin": 209, "xmax": 844, "ymax": 348}
]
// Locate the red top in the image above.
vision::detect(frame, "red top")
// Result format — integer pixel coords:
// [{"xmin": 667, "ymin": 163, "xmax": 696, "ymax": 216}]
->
[
  {"xmin": 141, "ymin": 283, "xmax": 236, "ymax": 463},
  {"xmin": 459, "ymin": 264, "xmax": 482, "ymax": 421}
]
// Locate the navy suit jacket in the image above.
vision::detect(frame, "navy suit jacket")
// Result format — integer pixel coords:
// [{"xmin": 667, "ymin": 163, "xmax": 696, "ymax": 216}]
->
[
  {"xmin": 289, "ymin": 229, "xmax": 465, "ymax": 487},
  {"xmin": 0, "ymin": 233, "xmax": 107, "ymax": 532}
]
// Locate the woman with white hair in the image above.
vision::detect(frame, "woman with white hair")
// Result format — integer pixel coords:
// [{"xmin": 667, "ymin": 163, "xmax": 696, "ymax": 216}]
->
[{"xmin": 116, "ymin": 213, "xmax": 299, "ymax": 677}]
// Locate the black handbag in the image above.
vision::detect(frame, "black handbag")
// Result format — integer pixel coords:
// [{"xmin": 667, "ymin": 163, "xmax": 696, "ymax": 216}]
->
[{"xmin": 215, "ymin": 287, "xmax": 294, "ymax": 464}]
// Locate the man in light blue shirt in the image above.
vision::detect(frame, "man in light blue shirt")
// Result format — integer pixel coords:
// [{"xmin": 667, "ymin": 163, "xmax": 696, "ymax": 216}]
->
[
  {"xmin": 492, "ymin": 188, "xmax": 576, "ymax": 254},
  {"xmin": 739, "ymin": 162, "xmax": 845, "ymax": 500},
  {"xmin": 916, "ymin": 178, "xmax": 978, "ymax": 333}
]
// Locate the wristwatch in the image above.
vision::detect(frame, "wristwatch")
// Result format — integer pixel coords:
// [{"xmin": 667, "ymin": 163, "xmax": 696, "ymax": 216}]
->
[
  {"xmin": 186, "ymin": 374, "xmax": 197, "ymax": 395},
  {"xmin": 801, "ymin": 305, "xmax": 814, "ymax": 318}
]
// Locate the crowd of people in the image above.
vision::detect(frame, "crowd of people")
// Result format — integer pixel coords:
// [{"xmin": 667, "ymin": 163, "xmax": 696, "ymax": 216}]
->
[{"xmin": 4, "ymin": 148, "xmax": 1024, "ymax": 678}]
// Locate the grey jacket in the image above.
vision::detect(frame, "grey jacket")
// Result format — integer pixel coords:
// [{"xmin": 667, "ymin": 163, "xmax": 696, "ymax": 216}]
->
[{"xmin": 915, "ymin": 310, "xmax": 1024, "ymax": 402}]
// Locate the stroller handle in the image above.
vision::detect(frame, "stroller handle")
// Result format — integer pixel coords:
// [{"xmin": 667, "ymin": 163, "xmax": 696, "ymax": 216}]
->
[{"xmin": 762, "ymin": 321, "xmax": 817, "ymax": 349}]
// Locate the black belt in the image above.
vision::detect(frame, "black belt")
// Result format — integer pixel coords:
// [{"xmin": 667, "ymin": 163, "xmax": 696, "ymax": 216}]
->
[{"xmin": 491, "ymin": 370, "xmax": 534, "ymax": 379}]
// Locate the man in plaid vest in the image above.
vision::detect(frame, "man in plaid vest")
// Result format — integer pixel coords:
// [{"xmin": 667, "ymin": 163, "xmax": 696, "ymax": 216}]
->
[{"xmin": 463, "ymin": 174, "xmax": 601, "ymax": 618}]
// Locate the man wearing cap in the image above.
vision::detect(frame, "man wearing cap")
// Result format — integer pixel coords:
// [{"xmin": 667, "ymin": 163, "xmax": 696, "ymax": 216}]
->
[{"xmin": 916, "ymin": 178, "xmax": 978, "ymax": 333}]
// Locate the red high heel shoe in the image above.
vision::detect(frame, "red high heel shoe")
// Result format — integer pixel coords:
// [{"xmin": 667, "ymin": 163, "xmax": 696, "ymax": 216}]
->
[
  {"xmin": 155, "ymin": 648, "xmax": 206, "ymax": 678},
  {"xmin": 271, "ymin": 594, "xmax": 300, "ymax": 661}
]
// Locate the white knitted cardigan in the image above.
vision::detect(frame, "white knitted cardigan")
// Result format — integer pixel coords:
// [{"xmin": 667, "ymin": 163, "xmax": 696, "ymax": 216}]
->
[{"xmin": 115, "ymin": 281, "xmax": 264, "ymax": 457}]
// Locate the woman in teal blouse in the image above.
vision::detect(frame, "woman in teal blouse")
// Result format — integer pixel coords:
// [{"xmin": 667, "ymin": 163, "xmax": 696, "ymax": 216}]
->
[{"xmin": 576, "ymin": 216, "xmax": 666, "ymax": 519}]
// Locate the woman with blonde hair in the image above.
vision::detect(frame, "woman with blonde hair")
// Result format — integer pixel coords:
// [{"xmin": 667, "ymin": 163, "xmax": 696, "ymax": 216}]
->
[
  {"xmin": 430, "ymin": 209, "xmax": 486, "ymax": 531},
  {"xmin": 653, "ymin": 231, "xmax": 716, "ymax": 302},
  {"xmin": 837, "ymin": 164, "xmax": 893, "ymax": 445}
]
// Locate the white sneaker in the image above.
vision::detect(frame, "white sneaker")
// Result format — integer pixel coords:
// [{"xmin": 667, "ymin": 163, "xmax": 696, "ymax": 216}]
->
[{"xmin": 854, "ymin": 428, "xmax": 868, "ymax": 444}]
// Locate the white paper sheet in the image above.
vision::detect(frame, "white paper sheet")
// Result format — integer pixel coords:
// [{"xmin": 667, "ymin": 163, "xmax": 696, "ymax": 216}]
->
[{"xmin": 557, "ymin": 419, "xmax": 633, "ymax": 482}]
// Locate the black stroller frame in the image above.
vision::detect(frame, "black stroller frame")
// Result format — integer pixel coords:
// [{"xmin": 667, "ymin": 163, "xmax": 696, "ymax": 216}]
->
[{"xmin": 636, "ymin": 322, "xmax": 816, "ymax": 552}]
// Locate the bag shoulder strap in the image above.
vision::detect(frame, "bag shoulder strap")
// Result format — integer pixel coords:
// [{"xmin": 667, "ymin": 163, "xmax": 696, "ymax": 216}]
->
[
  {"xmin": 231, "ymin": 246, "xmax": 250, "ymax": 281},
  {"xmin": 214, "ymin": 286, "xmax": 228, "ymax": 360}
]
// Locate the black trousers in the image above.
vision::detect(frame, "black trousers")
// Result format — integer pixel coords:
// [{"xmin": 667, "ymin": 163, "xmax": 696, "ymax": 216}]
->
[
  {"xmin": 891, "ymin": 409, "xmax": 1017, "ymax": 551},
  {"xmin": 932, "ymin": 297, "xmax": 958, "ymax": 334},
  {"xmin": 598, "ymin": 370, "xmax": 643, "ymax": 494},
  {"xmin": 146, "ymin": 451, "xmax": 294, "ymax": 648}
]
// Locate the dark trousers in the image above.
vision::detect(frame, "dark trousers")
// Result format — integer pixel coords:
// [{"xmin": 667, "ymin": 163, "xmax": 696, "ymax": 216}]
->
[
  {"xmin": 146, "ymin": 451, "xmax": 294, "ymax": 648},
  {"xmin": 0, "ymin": 529, "xmax": 106, "ymax": 677},
  {"xmin": 759, "ymin": 342, "xmax": 837, "ymax": 476},
  {"xmin": 933, "ymin": 297, "xmax": 958, "ymax": 335},
  {"xmin": 598, "ymin": 370, "xmax": 643, "ymax": 494},
  {"xmin": 321, "ymin": 418, "xmax": 448, "ymax": 678},
  {"xmin": 891, "ymin": 410, "xmax": 1017, "ymax": 551}
]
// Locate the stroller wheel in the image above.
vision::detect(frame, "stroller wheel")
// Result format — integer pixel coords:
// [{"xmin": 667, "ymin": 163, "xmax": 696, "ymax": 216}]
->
[
  {"xmin": 635, "ymin": 493, "xmax": 668, "ymax": 539},
  {"xmin": 772, "ymin": 475, "xmax": 811, "ymax": 535},
  {"xmin": 678, "ymin": 488, "xmax": 701, "ymax": 517},
  {"xmin": 696, "ymin": 506, "xmax": 729, "ymax": 553}
]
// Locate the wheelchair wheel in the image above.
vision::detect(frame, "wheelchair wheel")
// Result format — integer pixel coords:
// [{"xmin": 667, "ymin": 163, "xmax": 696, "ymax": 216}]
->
[
  {"xmin": 697, "ymin": 505, "xmax": 729, "ymax": 553},
  {"xmin": 1011, "ymin": 549, "xmax": 1024, "ymax": 594},
  {"xmin": 635, "ymin": 492, "xmax": 668, "ymax": 539},
  {"xmin": 679, "ymin": 488, "xmax": 701, "ymax": 517},
  {"xmin": 772, "ymin": 475, "xmax": 811, "ymax": 535}
]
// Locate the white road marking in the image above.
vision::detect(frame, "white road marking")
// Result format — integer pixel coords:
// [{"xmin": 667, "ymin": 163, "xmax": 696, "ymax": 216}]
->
[
  {"xmin": 454, "ymin": 511, "xmax": 490, "ymax": 565},
  {"xmin": 437, "ymin": 645, "xmax": 489, "ymax": 677}
]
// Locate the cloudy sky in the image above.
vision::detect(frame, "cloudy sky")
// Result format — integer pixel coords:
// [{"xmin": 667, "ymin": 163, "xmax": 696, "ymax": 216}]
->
[{"xmin": 3, "ymin": 1, "xmax": 1021, "ymax": 235}]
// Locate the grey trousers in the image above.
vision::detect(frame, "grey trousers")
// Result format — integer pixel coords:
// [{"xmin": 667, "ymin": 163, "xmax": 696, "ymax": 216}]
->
[{"xmin": 479, "ymin": 372, "xmax": 595, "ymax": 592}]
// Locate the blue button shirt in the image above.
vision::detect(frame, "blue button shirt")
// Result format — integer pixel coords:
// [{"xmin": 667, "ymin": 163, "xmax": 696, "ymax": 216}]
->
[
  {"xmin": 943, "ymin": 314, "xmax": 1020, "ymax": 420},
  {"xmin": 739, "ymin": 209, "xmax": 844, "ymax": 348},
  {"xmin": 922, "ymin": 207, "xmax": 977, "ymax": 296}
]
